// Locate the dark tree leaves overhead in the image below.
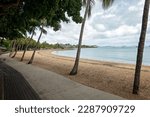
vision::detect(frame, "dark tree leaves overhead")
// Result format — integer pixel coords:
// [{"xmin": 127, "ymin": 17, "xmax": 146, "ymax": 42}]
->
[{"xmin": 0, "ymin": 0, "xmax": 82, "ymax": 39}]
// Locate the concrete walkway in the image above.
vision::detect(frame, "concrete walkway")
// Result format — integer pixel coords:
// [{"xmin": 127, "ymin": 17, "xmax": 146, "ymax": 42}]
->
[
  {"xmin": 0, "ymin": 54, "xmax": 124, "ymax": 100},
  {"xmin": 0, "ymin": 61, "xmax": 40, "ymax": 100}
]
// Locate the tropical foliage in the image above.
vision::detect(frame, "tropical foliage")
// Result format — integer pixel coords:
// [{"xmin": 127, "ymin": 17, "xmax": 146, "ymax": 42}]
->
[
  {"xmin": 0, "ymin": 0, "xmax": 83, "ymax": 61},
  {"xmin": 0, "ymin": 0, "xmax": 82, "ymax": 39}
]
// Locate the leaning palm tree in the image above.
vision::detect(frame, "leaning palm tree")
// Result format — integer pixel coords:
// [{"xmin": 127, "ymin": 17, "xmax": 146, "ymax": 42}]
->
[
  {"xmin": 20, "ymin": 28, "xmax": 35, "ymax": 61},
  {"xmin": 21, "ymin": 19, "xmax": 40, "ymax": 61},
  {"xmin": 28, "ymin": 25, "xmax": 47, "ymax": 64},
  {"xmin": 9, "ymin": 39, "xmax": 16, "ymax": 57},
  {"xmin": 70, "ymin": 0, "xmax": 114, "ymax": 75},
  {"xmin": 133, "ymin": 0, "xmax": 150, "ymax": 94},
  {"xmin": 9, "ymin": 28, "xmax": 26, "ymax": 57},
  {"xmin": 11, "ymin": 39, "xmax": 21, "ymax": 58}
]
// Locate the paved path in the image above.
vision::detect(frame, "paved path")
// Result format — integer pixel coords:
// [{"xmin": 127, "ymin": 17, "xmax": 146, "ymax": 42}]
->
[
  {"xmin": 0, "ymin": 60, "xmax": 40, "ymax": 100},
  {"xmin": 0, "ymin": 54, "xmax": 124, "ymax": 100}
]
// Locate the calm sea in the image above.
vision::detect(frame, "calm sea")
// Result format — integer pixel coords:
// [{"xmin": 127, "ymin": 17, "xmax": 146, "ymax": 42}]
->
[{"xmin": 53, "ymin": 47, "xmax": 150, "ymax": 66}]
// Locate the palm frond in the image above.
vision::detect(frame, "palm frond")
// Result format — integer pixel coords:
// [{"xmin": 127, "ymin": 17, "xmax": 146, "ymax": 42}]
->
[
  {"xmin": 82, "ymin": 0, "xmax": 87, "ymax": 6},
  {"xmin": 101, "ymin": 0, "xmax": 114, "ymax": 9},
  {"xmin": 88, "ymin": 0, "xmax": 95, "ymax": 17},
  {"xmin": 84, "ymin": 0, "xmax": 95, "ymax": 18},
  {"xmin": 40, "ymin": 26, "xmax": 47, "ymax": 35},
  {"xmin": 88, "ymin": 4, "xmax": 92, "ymax": 18}
]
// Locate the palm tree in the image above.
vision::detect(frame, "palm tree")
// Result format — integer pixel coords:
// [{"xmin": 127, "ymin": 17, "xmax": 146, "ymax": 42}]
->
[
  {"xmin": 70, "ymin": 0, "xmax": 114, "ymax": 75},
  {"xmin": 11, "ymin": 38, "xmax": 26, "ymax": 58},
  {"xmin": 20, "ymin": 19, "xmax": 40, "ymax": 61},
  {"xmin": 11, "ymin": 39, "xmax": 20, "ymax": 58},
  {"xmin": 20, "ymin": 29, "xmax": 35, "ymax": 61},
  {"xmin": 28, "ymin": 25, "xmax": 47, "ymax": 64},
  {"xmin": 9, "ymin": 39, "xmax": 16, "ymax": 57},
  {"xmin": 133, "ymin": 0, "xmax": 150, "ymax": 94}
]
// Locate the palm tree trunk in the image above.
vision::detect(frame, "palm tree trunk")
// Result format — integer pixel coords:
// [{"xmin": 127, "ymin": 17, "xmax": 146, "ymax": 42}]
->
[
  {"xmin": 11, "ymin": 39, "xmax": 22, "ymax": 58},
  {"xmin": 18, "ymin": 44, "xmax": 21, "ymax": 51},
  {"xmin": 20, "ymin": 44, "xmax": 24, "ymax": 51},
  {"xmin": 21, "ymin": 31, "xmax": 34, "ymax": 61},
  {"xmin": 9, "ymin": 39, "xmax": 16, "ymax": 57},
  {"xmin": 133, "ymin": 0, "xmax": 150, "ymax": 94},
  {"xmin": 11, "ymin": 43, "xmax": 20, "ymax": 58},
  {"xmin": 28, "ymin": 26, "xmax": 43, "ymax": 64},
  {"xmin": 9, "ymin": 40, "xmax": 13, "ymax": 56},
  {"xmin": 69, "ymin": 0, "xmax": 90, "ymax": 75}
]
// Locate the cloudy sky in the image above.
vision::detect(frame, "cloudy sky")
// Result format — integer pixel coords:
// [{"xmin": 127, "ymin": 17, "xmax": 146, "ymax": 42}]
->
[{"xmin": 34, "ymin": 0, "xmax": 150, "ymax": 47}]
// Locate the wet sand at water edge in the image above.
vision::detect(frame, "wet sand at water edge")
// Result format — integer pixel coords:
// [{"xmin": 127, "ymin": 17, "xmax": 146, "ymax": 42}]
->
[{"xmin": 14, "ymin": 50, "xmax": 150, "ymax": 99}]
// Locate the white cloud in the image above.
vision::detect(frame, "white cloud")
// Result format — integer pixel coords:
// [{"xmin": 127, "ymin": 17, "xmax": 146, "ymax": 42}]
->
[
  {"xmin": 101, "ymin": 14, "xmax": 116, "ymax": 18},
  {"xmin": 32, "ymin": 0, "xmax": 150, "ymax": 46},
  {"xmin": 128, "ymin": 6, "xmax": 137, "ymax": 12},
  {"xmin": 94, "ymin": 24, "xmax": 106, "ymax": 31},
  {"xmin": 104, "ymin": 24, "xmax": 140, "ymax": 38}
]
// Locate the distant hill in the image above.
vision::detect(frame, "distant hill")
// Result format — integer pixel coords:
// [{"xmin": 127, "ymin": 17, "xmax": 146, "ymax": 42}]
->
[{"xmin": 40, "ymin": 42, "xmax": 98, "ymax": 49}]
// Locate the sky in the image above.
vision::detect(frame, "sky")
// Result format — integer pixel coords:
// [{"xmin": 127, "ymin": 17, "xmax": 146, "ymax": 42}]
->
[{"xmin": 33, "ymin": 0, "xmax": 150, "ymax": 47}]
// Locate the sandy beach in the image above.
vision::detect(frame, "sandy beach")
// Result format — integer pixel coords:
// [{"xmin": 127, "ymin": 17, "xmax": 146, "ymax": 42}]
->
[{"xmin": 14, "ymin": 50, "xmax": 150, "ymax": 100}]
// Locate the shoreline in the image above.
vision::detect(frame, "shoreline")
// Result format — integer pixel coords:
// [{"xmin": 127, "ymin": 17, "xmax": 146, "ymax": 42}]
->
[
  {"xmin": 51, "ymin": 49, "xmax": 150, "ymax": 72},
  {"xmin": 52, "ymin": 48, "xmax": 150, "ymax": 67},
  {"xmin": 14, "ymin": 49, "xmax": 150, "ymax": 99}
]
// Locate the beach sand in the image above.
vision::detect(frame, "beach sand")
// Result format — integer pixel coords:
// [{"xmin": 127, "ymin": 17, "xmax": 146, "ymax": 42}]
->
[{"xmin": 14, "ymin": 50, "xmax": 150, "ymax": 100}]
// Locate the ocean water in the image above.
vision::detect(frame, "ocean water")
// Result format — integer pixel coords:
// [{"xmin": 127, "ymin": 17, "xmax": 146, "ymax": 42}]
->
[{"xmin": 53, "ymin": 47, "xmax": 150, "ymax": 66}]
